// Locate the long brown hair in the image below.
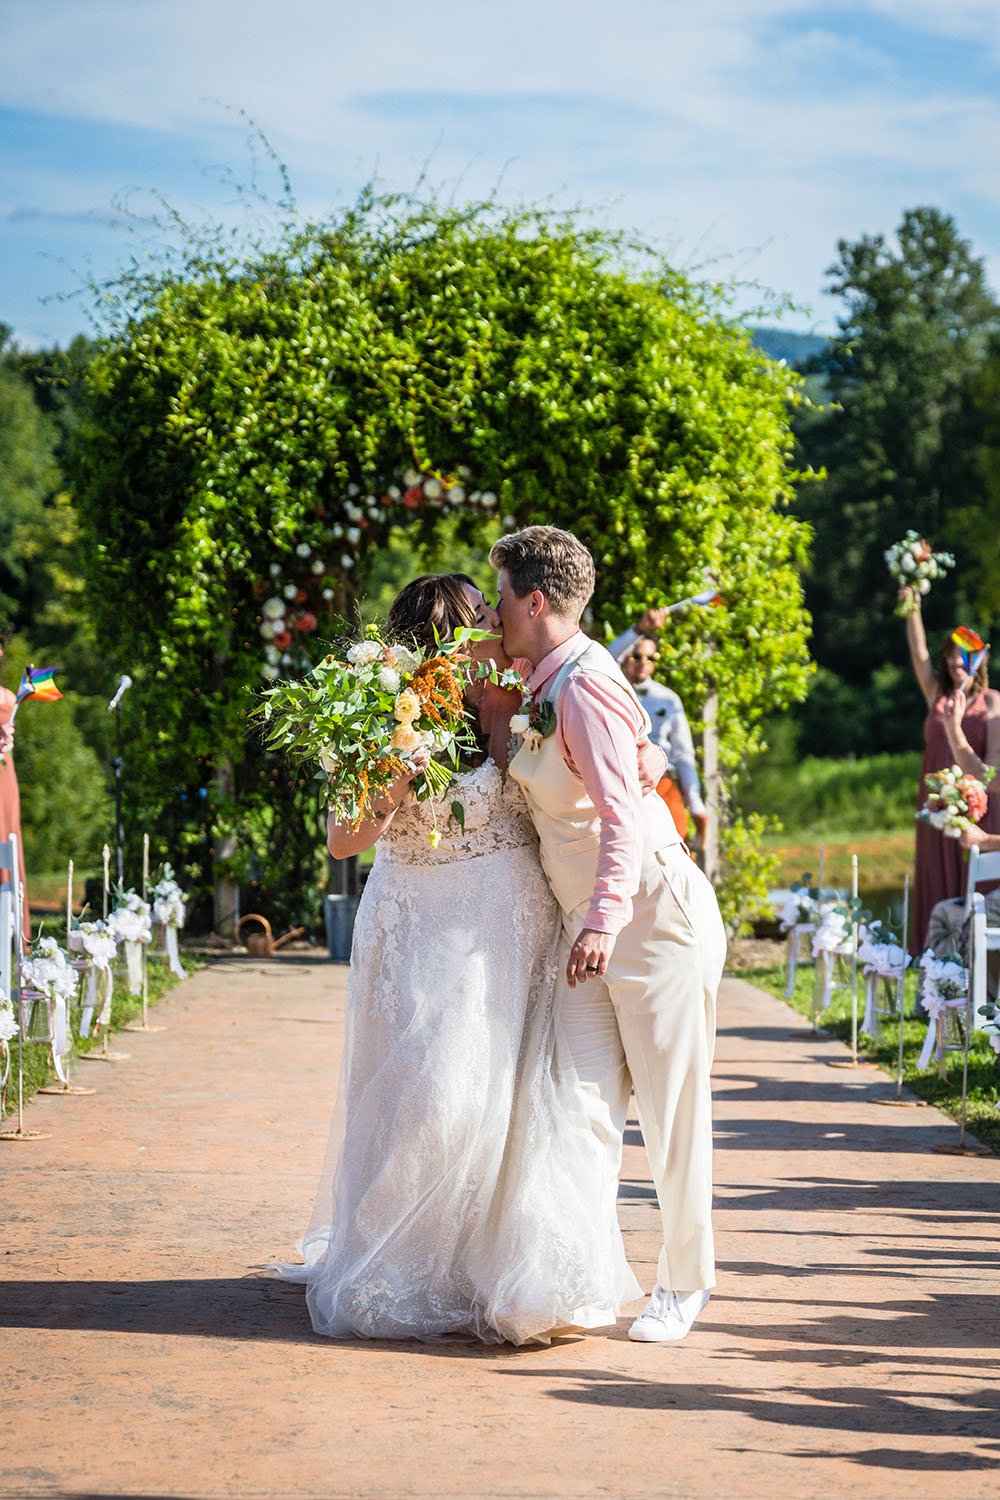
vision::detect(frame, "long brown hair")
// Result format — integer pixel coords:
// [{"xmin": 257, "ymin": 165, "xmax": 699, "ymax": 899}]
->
[
  {"xmin": 936, "ymin": 628, "xmax": 990, "ymax": 700},
  {"xmin": 385, "ymin": 574, "xmax": 477, "ymax": 651}
]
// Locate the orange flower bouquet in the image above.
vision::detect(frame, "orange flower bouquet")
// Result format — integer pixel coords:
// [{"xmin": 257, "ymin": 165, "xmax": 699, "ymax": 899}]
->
[{"xmin": 257, "ymin": 625, "xmax": 490, "ymax": 830}]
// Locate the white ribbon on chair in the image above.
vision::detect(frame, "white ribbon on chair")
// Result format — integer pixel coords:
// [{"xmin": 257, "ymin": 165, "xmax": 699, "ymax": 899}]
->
[
  {"xmin": 19, "ymin": 939, "xmax": 79, "ymax": 1080},
  {"xmin": 153, "ymin": 878, "xmax": 187, "ymax": 979},
  {"xmin": 108, "ymin": 895, "xmax": 152, "ymax": 997},
  {"xmin": 163, "ymin": 923, "xmax": 186, "ymax": 979},
  {"xmin": 857, "ymin": 925, "xmax": 909, "ymax": 1040},
  {"xmin": 75, "ymin": 924, "xmax": 118, "ymax": 1037},
  {"xmin": 80, "ymin": 961, "xmax": 114, "ymax": 1037},
  {"xmin": 812, "ymin": 907, "xmax": 854, "ymax": 1010}
]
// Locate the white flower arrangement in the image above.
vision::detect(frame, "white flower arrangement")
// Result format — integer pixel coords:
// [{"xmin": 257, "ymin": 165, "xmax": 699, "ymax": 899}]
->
[
  {"xmin": 919, "ymin": 950, "xmax": 967, "ymax": 1012},
  {"xmin": 885, "ymin": 532, "xmax": 955, "ymax": 616},
  {"xmin": 811, "ymin": 904, "xmax": 854, "ymax": 957},
  {"xmin": 152, "ymin": 866, "xmax": 187, "ymax": 979},
  {"xmin": 108, "ymin": 890, "xmax": 153, "ymax": 946},
  {"xmin": 857, "ymin": 921, "xmax": 909, "ymax": 977},
  {"xmin": 74, "ymin": 920, "xmax": 118, "ymax": 970},
  {"xmin": 917, "ymin": 949, "xmax": 968, "ymax": 1070},
  {"xmin": 152, "ymin": 870, "xmax": 186, "ymax": 930},
  {"xmin": 21, "ymin": 936, "xmax": 79, "ymax": 1004},
  {"xmin": 776, "ymin": 880, "xmax": 819, "ymax": 933}
]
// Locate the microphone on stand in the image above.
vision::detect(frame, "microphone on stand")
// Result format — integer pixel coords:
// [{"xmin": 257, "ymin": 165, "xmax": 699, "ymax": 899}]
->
[{"xmin": 108, "ymin": 675, "xmax": 133, "ymax": 713}]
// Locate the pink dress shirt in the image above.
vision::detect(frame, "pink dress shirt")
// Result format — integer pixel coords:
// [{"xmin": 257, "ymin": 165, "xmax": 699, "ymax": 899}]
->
[{"xmin": 524, "ymin": 634, "xmax": 650, "ymax": 937}]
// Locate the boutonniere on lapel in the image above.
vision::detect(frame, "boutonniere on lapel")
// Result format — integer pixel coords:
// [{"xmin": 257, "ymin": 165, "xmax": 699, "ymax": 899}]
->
[{"xmin": 510, "ymin": 695, "xmax": 557, "ymax": 753}]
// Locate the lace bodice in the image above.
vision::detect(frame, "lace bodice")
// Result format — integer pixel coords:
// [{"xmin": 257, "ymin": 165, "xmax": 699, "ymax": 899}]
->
[{"xmin": 378, "ymin": 759, "xmax": 538, "ymax": 866}]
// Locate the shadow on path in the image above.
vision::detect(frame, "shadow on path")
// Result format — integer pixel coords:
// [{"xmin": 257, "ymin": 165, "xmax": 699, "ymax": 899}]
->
[
  {"xmin": 0, "ymin": 1277, "xmax": 553, "ymax": 1358},
  {"xmin": 501, "ymin": 1365, "xmax": 1000, "ymax": 1472}
]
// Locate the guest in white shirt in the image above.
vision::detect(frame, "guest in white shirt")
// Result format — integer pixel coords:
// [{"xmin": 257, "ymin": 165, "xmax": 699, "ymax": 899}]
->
[{"xmin": 610, "ymin": 609, "xmax": 708, "ymax": 844}]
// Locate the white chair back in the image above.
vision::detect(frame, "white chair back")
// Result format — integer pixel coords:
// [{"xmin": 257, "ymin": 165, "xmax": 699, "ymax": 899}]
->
[
  {"xmin": 963, "ymin": 845, "xmax": 1000, "ymax": 918},
  {"xmin": 0, "ymin": 834, "xmax": 20, "ymax": 1000}
]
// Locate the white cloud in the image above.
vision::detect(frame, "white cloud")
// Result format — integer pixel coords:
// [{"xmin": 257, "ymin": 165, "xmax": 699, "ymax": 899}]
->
[{"xmin": 1, "ymin": 0, "xmax": 998, "ymax": 340}]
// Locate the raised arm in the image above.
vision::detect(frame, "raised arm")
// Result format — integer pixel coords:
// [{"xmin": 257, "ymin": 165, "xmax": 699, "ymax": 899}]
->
[
  {"xmin": 943, "ymin": 687, "xmax": 1000, "ymax": 782},
  {"xmin": 901, "ymin": 588, "xmax": 937, "ymax": 708},
  {"xmin": 609, "ymin": 606, "xmax": 668, "ymax": 664}
]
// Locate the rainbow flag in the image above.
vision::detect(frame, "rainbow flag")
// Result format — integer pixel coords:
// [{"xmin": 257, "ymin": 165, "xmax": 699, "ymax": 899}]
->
[
  {"xmin": 951, "ymin": 627, "xmax": 989, "ymax": 677},
  {"xmin": 15, "ymin": 665, "xmax": 63, "ymax": 705}
]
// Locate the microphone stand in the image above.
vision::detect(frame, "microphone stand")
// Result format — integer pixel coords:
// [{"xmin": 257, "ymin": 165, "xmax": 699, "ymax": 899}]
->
[{"xmin": 112, "ymin": 699, "xmax": 125, "ymax": 886}]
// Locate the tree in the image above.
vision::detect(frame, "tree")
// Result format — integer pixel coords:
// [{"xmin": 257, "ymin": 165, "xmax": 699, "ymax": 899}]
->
[
  {"xmin": 0, "ymin": 326, "xmax": 60, "ymax": 627},
  {"xmin": 794, "ymin": 208, "xmax": 999, "ymax": 752},
  {"xmin": 0, "ymin": 329, "xmax": 112, "ymax": 878},
  {"xmin": 72, "ymin": 189, "xmax": 812, "ymax": 932}
]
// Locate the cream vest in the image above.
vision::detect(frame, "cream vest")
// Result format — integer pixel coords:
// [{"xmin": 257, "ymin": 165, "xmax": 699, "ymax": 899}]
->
[{"xmin": 509, "ymin": 636, "xmax": 680, "ymax": 917}]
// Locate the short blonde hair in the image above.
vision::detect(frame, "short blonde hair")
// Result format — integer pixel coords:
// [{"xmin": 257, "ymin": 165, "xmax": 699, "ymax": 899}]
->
[{"xmin": 489, "ymin": 526, "xmax": 595, "ymax": 621}]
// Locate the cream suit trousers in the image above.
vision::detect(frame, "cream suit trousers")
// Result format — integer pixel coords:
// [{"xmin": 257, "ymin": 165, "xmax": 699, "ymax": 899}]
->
[{"xmin": 555, "ymin": 841, "xmax": 726, "ymax": 1293}]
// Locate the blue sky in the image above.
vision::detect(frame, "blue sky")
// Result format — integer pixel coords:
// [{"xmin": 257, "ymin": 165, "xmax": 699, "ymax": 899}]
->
[{"xmin": 2, "ymin": 0, "xmax": 999, "ymax": 347}]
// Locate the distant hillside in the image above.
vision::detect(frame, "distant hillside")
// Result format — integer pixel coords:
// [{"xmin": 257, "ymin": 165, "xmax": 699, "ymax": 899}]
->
[{"xmin": 749, "ymin": 327, "xmax": 828, "ymax": 368}]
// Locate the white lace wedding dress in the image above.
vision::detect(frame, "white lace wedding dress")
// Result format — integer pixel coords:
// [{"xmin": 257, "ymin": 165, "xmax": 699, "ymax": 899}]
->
[{"xmin": 277, "ymin": 759, "xmax": 641, "ymax": 1344}]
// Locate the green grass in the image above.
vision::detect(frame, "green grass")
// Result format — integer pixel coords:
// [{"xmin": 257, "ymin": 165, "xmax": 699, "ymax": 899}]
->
[
  {"xmin": 2, "ymin": 953, "xmax": 201, "ymax": 1122},
  {"xmin": 744, "ymin": 959, "xmax": 1000, "ymax": 1154},
  {"xmin": 742, "ymin": 749, "xmax": 922, "ymax": 835},
  {"xmin": 740, "ymin": 748, "xmax": 923, "ymax": 927},
  {"xmin": 764, "ymin": 828, "xmax": 916, "ymax": 928}
]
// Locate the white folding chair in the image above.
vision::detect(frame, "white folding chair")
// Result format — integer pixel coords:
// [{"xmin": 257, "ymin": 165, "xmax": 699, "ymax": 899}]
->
[
  {"xmin": 963, "ymin": 845, "xmax": 1000, "ymax": 1021},
  {"xmin": 0, "ymin": 835, "xmax": 17, "ymax": 1002},
  {"xmin": 948, "ymin": 846, "xmax": 1000, "ymax": 1148}
]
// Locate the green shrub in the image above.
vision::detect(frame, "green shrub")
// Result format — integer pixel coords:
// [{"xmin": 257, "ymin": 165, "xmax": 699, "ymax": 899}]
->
[{"xmin": 740, "ymin": 746, "xmax": 922, "ymax": 834}]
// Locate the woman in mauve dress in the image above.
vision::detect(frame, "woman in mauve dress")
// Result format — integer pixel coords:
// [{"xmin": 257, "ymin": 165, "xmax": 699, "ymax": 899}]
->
[
  {"xmin": 902, "ymin": 590, "xmax": 1000, "ymax": 955},
  {"xmin": 0, "ymin": 631, "xmax": 31, "ymax": 944}
]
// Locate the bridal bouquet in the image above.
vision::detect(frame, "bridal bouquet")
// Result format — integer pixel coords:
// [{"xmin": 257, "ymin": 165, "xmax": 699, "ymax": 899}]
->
[
  {"xmin": 258, "ymin": 625, "xmax": 492, "ymax": 832},
  {"xmin": 918, "ymin": 765, "xmax": 995, "ymax": 838},
  {"xmin": 885, "ymin": 532, "xmax": 955, "ymax": 616}
]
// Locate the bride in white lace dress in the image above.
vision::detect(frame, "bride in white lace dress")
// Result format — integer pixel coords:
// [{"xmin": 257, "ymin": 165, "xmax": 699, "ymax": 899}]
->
[{"xmin": 277, "ymin": 576, "xmax": 640, "ymax": 1344}]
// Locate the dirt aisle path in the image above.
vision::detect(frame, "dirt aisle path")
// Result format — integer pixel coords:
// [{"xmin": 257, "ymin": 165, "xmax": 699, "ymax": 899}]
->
[{"xmin": 2, "ymin": 958, "xmax": 998, "ymax": 1499}]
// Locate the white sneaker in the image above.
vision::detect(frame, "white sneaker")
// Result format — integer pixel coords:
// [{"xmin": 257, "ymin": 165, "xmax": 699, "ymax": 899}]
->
[{"xmin": 627, "ymin": 1286, "xmax": 710, "ymax": 1343}]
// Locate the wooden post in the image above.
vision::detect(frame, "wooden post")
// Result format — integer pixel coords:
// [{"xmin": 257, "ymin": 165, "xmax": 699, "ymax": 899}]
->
[{"xmin": 212, "ymin": 757, "xmax": 238, "ymax": 939}]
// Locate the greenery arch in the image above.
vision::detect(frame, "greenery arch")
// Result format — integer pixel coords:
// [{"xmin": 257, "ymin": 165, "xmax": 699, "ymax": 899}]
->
[{"xmin": 74, "ymin": 189, "xmax": 812, "ymax": 931}]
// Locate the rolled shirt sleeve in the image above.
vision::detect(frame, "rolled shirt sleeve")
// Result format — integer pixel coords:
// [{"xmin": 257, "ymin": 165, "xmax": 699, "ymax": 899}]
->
[{"xmin": 556, "ymin": 673, "xmax": 649, "ymax": 936}]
